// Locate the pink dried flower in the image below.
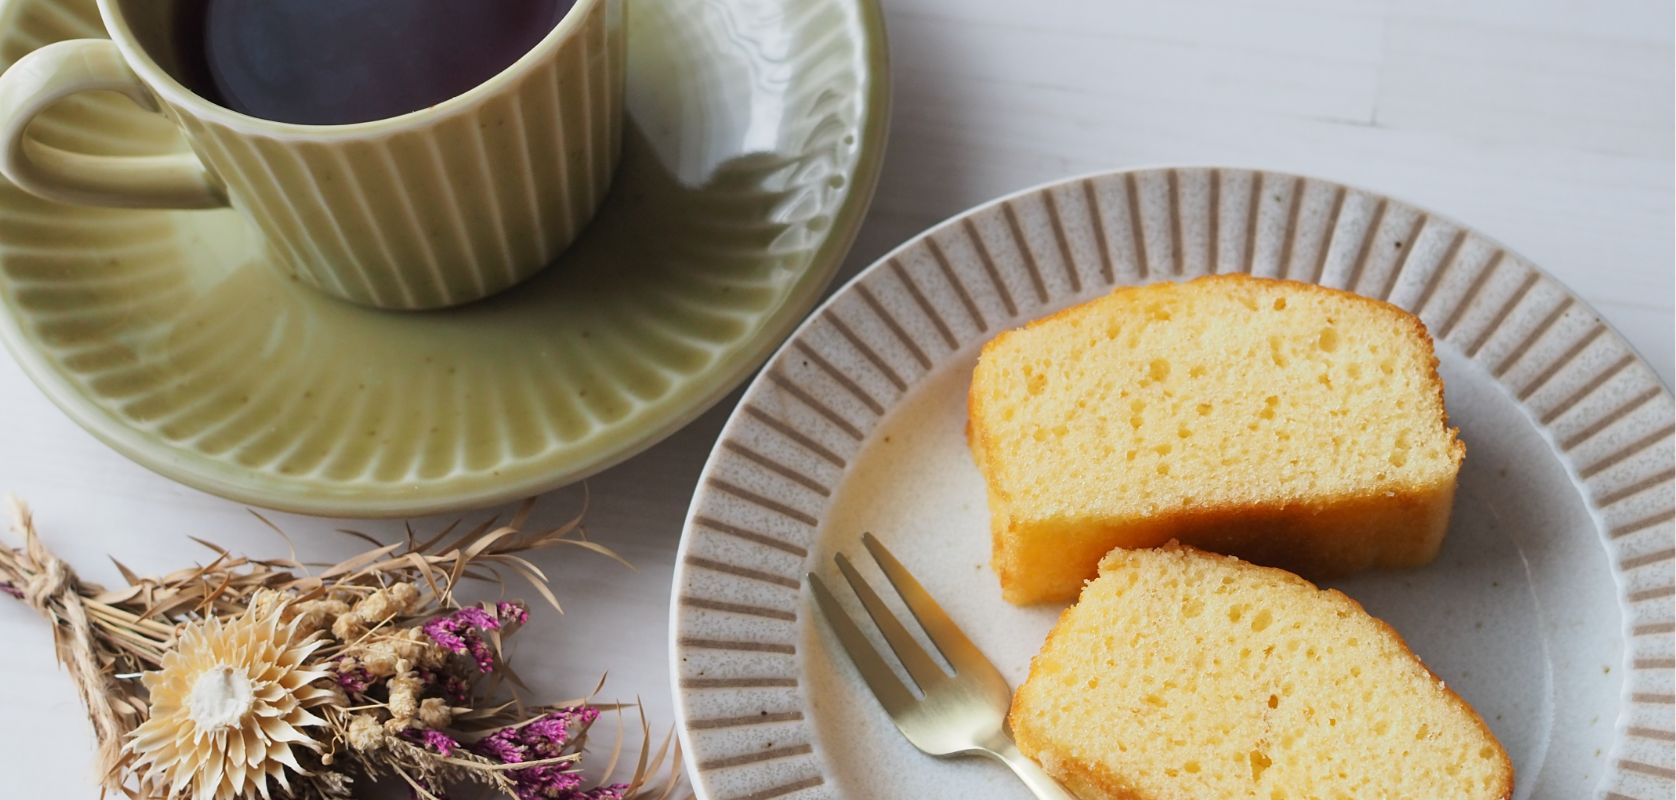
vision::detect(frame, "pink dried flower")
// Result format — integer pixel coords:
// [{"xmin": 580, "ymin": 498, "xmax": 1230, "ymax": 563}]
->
[
  {"xmin": 467, "ymin": 639, "xmax": 496, "ymax": 673},
  {"xmin": 333, "ymin": 659, "xmax": 376, "ymax": 694},
  {"xmin": 471, "ymin": 707, "xmax": 620, "ymax": 800},
  {"xmin": 0, "ymin": 582, "xmax": 21, "ymax": 600},
  {"xmin": 403, "ymin": 728, "xmax": 459, "ymax": 758},
  {"xmin": 422, "ymin": 606, "xmax": 504, "ymax": 673},
  {"xmin": 496, "ymin": 601, "xmax": 530, "ymax": 625},
  {"xmin": 475, "ymin": 731, "xmax": 524, "ymax": 765}
]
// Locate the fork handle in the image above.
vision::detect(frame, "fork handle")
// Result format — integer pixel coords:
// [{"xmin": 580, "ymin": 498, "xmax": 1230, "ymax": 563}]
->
[{"xmin": 988, "ymin": 739, "xmax": 1078, "ymax": 800}]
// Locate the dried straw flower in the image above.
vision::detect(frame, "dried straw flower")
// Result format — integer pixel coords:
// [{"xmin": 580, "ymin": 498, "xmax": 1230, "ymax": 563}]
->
[
  {"xmin": 418, "ymin": 697, "xmax": 452, "ymax": 729},
  {"xmin": 346, "ymin": 714, "xmax": 387, "ymax": 752},
  {"xmin": 0, "ymin": 496, "xmax": 684, "ymax": 800},
  {"xmin": 125, "ymin": 601, "xmax": 333, "ymax": 800}
]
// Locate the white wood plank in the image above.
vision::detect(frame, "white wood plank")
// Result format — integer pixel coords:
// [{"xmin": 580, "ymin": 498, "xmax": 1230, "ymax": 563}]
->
[
  {"xmin": 0, "ymin": 1, "xmax": 1669, "ymax": 796},
  {"xmin": 1378, "ymin": 16, "xmax": 1674, "ymax": 158}
]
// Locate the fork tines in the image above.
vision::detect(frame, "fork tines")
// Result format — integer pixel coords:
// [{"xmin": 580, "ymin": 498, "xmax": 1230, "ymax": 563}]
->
[{"xmin": 808, "ymin": 533, "xmax": 999, "ymax": 707}]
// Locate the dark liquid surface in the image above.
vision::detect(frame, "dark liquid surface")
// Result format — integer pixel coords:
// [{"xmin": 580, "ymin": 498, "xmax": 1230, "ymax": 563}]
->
[{"xmin": 170, "ymin": 0, "xmax": 573, "ymax": 125}]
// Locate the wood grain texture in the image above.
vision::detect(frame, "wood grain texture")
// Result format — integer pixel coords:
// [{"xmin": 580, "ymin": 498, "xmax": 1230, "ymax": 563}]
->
[{"xmin": 0, "ymin": 0, "xmax": 1670, "ymax": 797}]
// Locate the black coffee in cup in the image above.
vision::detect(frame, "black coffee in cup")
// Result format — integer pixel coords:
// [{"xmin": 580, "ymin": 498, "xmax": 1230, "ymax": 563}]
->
[{"xmin": 168, "ymin": 0, "xmax": 575, "ymax": 125}]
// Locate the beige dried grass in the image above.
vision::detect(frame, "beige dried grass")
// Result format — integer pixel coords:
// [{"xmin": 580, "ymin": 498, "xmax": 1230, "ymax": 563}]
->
[{"xmin": 0, "ymin": 496, "xmax": 685, "ymax": 800}]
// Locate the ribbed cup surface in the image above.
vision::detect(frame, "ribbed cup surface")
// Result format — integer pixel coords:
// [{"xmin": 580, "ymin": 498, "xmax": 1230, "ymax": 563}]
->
[
  {"xmin": 0, "ymin": 0, "xmax": 888, "ymax": 515},
  {"xmin": 166, "ymin": 0, "xmax": 623, "ymax": 309}
]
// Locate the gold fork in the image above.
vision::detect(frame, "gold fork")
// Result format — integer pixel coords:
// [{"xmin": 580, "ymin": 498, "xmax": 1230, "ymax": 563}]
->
[{"xmin": 808, "ymin": 533, "xmax": 1075, "ymax": 799}]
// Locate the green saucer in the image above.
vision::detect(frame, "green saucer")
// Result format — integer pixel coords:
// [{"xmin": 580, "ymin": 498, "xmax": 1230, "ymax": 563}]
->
[{"xmin": 0, "ymin": 0, "xmax": 889, "ymax": 516}]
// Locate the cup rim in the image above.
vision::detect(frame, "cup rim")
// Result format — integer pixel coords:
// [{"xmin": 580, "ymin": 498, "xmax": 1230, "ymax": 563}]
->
[{"xmin": 94, "ymin": 0, "xmax": 608, "ymax": 139}]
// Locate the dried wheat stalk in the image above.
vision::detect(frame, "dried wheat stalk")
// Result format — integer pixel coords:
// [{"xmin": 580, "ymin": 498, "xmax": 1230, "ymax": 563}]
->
[{"xmin": 0, "ymin": 496, "xmax": 684, "ymax": 800}]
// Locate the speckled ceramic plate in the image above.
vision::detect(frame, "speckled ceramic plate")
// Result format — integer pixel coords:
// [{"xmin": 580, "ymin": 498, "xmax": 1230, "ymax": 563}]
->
[
  {"xmin": 0, "ymin": 0, "xmax": 889, "ymax": 516},
  {"xmin": 670, "ymin": 168, "xmax": 1675, "ymax": 800}
]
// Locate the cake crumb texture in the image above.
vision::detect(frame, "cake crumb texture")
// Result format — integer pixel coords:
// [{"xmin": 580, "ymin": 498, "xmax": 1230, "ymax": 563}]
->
[
  {"xmin": 969, "ymin": 274, "xmax": 1464, "ymax": 604},
  {"xmin": 1009, "ymin": 545, "xmax": 1513, "ymax": 800}
]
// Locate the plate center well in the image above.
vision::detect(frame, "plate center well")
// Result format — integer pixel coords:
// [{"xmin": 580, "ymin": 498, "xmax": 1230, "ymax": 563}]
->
[{"xmin": 804, "ymin": 344, "xmax": 1617, "ymax": 799}]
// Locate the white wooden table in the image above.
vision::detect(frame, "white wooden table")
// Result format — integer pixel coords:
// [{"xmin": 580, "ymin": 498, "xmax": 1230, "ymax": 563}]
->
[{"xmin": 1, "ymin": 0, "xmax": 1670, "ymax": 795}]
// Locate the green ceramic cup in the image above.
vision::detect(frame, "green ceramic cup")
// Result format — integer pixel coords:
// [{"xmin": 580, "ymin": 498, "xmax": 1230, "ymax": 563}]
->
[{"xmin": 0, "ymin": 0, "xmax": 624, "ymax": 309}]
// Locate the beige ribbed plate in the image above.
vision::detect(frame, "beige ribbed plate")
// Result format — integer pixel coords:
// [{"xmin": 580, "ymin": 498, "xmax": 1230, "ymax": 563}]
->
[
  {"xmin": 0, "ymin": 0, "xmax": 888, "ymax": 516},
  {"xmin": 671, "ymin": 169, "xmax": 1675, "ymax": 799}
]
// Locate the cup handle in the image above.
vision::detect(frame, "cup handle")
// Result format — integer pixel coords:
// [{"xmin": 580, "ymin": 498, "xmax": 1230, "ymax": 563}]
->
[{"xmin": 0, "ymin": 39, "xmax": 226, "ymax": 209}]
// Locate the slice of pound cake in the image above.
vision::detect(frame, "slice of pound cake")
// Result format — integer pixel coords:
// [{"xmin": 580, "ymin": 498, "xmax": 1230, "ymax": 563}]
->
[
  {"xmin": 1010, "ymin": 546, "xmax": 1512, "ymax": 800},
  {"xmin": 969, "ymin": 274, "xmax": 1464, "ymax": 604}
]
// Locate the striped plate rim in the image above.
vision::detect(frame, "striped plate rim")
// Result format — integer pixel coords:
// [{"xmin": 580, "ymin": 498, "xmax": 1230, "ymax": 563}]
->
[{"xmin": 670, "ymin": 166, "xmax": 1674, "ymax": 800}]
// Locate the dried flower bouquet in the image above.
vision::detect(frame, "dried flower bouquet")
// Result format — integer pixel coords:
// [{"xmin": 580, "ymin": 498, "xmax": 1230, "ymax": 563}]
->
[{"xmin": 0, "ymin": 498, "xmax": 680, "ymax": 800}]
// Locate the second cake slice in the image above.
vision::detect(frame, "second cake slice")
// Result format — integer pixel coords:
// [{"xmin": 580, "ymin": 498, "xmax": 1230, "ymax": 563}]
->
[
  {"xmin": 1009, "ymin": 545, "xmax": 1512, "ymax": 799},
  {"xmin": 968, "ymin": 274, "xmax": 1464, "ymax": 604}
]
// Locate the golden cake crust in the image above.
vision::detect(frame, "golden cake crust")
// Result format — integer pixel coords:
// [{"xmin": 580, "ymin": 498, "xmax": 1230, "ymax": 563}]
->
[
  {"xmin": 1008, "ymin": 545, "xmax": 1513, "ymax": 800},
  {"xmin": 969, "ymin": 274, "xmax": 1464, "ymax": 604}
]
